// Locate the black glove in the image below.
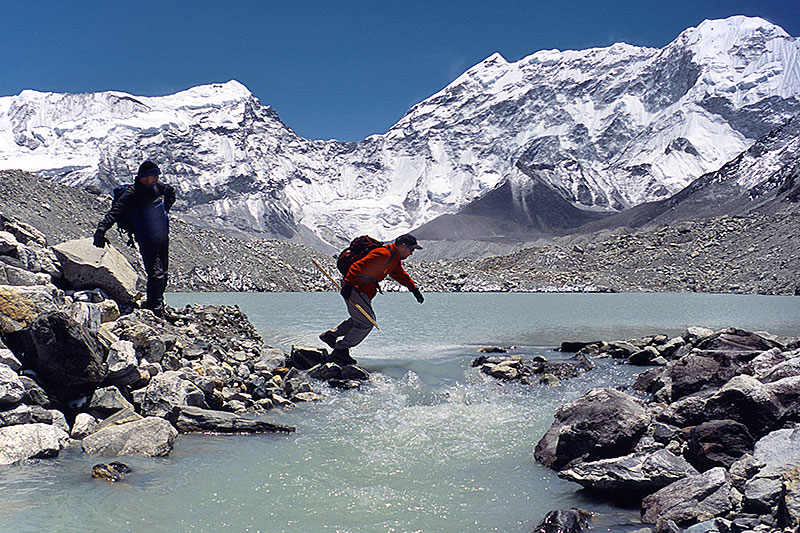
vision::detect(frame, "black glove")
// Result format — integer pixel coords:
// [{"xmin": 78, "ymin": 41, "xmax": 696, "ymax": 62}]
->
[
  {"xmin": 340, "ymin": 285, "xmax": 353, "ymax": 300},
  {"xmin": 411, "ymin": 288, "xmax": 424, "ymax": 304},
  {"xmin": 93, "ymin": 230, "xmax": 107, "ymax": 248}
]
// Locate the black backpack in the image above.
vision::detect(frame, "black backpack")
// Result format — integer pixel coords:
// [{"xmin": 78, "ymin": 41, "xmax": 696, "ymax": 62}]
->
[
  {"xmin": 336, "ymin": 235, "xmax": 385, "ymax": 276},
  {"xmin": 112, "ymin": 184, "xmax": 136, "ymax": 246}
]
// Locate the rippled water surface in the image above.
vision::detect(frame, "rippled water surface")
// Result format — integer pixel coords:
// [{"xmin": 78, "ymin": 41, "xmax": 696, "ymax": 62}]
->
[{"xmin": 2, "ymin": 293, "xmax": 798, "ymax": 532}]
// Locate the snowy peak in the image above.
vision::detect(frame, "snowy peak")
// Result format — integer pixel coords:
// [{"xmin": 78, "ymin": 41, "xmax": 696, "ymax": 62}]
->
[{"xmin": 0, "ymin": 17, "xmax": 798, "ymax": 247}]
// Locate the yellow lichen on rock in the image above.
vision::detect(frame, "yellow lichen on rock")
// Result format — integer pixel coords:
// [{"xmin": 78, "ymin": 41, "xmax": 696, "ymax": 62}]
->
[{"xmin": 0, "ymin": 286, "xmax": 37, "ymax": 325}]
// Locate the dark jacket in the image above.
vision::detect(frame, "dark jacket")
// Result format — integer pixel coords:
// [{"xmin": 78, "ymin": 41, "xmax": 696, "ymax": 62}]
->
[
  {"xmin": 97, "ymin": 181, "xmax": 176, "ymax": 240},
  {"xmin": 344, "ymin": 243, "xmax": 417, "ymax": 299}
]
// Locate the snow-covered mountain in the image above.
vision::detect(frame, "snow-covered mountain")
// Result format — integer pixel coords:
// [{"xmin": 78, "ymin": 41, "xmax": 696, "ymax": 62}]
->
[{"xmin": 0, "ymin": 16, "xmax": 798, "ymax": 246}]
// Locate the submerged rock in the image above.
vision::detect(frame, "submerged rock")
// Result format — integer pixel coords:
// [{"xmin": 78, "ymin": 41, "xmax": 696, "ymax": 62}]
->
[
  {"xmin": 533, "ymin": 508, "xmax": 592, "ymax": 533},
  {"xmin": 91, "ymin": 461, "xmax": 132, "ymax": 482}
]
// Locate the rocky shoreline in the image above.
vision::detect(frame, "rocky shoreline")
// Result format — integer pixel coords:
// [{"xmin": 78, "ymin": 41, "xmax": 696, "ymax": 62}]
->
[
  {"xmin": 0, "ymin": 212, "xmax": 372, "ymax": 465},
  {"xmin": 478, "ymin": 328, "xmax": 800, "ymax": 532},
  {"xmin": 2, "ymin": 169, "xmax": 799, "ymax": 296}
]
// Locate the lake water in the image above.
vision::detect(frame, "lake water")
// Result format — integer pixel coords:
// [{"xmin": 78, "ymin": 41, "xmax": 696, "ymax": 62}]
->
[{"xmin": 2, "ymin": 293, "xmax": 799, "ymax": 532}]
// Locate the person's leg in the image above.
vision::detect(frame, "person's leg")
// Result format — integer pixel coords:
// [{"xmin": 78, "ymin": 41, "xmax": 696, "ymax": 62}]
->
[
  {"xmin": 335, "ymin": 290, "xmax": 375, "ymax": 350},
  {"xmin": 320, "ymin": 318, "xmax": 353, "ymax": 349},
  {"xmin": 139, "ymin": 236, "xmax": 168, "ymax": 315}
]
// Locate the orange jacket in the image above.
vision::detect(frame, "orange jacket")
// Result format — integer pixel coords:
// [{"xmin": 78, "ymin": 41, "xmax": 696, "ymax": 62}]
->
[{"xmin": 344, "ymin": 243, "xmax": 417, "ymax": 298}]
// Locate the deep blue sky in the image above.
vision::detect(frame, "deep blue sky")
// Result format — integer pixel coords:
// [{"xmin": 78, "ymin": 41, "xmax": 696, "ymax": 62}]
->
[{"xmin": 2, "ymin": 1, "xmax": 798, "ymax": 141}]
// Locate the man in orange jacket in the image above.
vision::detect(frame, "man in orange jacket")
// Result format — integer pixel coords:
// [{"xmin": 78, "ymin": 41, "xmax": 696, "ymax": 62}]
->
[{"xmin": 320, "ymin": 233, "xmax": 424, "ymax": 364}]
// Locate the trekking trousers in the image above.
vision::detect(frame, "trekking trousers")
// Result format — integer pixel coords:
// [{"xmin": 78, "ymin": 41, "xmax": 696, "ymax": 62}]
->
[
  {"xmin": 327, "ymin": 289, "xmax": 376, "ymax": 350},
  {"xmin": 138, "ymin": 235, "xmax": 169, "ymax": 312}
]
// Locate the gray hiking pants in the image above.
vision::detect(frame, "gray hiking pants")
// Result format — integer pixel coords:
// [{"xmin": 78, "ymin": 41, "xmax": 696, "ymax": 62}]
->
[{"xmin": 326, "ymin": 289, "xmax": 376, "ymax": 349}]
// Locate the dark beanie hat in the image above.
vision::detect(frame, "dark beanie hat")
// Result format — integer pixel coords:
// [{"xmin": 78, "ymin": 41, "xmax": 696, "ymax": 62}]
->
[{"xmin": 136, "ymin": 161, "xmax": 161, "ymax": 179}]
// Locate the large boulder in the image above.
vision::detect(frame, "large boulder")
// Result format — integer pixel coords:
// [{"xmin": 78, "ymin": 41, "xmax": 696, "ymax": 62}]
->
[
  {"xmin": 52, "ymin": 239, "xmax": 138, "ymax": 303},
  {"xmin": 0, "ymin": 423, "xmax": 70, "ymax": 465},
  {"xmin": 174, "ymin": 406, "xmax": 296, "ymax": 434},
  {"xmin": 135, "ymin": 371, "xmax": 207, "ymax": 419},
  {"xmin": 4, "ymin": 311, "xmax": 106, "ymax": 393},
  {"xmin": 81, "ymin": 416, "xmax": 177, "ymax": 457},
  {"xmin": 695, "ymin": 328, "xmax": 783, "ymax": 354},
  {"xmin": 704, "ymin": 375, "xmax": 781, "ymax": 438},
  {"xmin": 641, "ymin": 467, "xmax": 734, "ymax": 526},
  {"xmin": 685, "ymin": 419, "xmax": 755, "ymax": 471},
  {"xmin": 558, "ymin": 449, "xmax": 698, "ymax": 497},
  {"xmin": 534, "ymin": 388, "xmax": 650, "ymax": 470},
  {"xmin": 668, "ymin": 354, "xmax": 731, "ymax": 401}
]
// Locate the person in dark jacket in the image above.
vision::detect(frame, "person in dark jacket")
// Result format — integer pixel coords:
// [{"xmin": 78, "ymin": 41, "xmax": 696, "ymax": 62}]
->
[
  {"xmin": 319, "ymin": 233, "xmax": 424, "ymax": 365},
  {"xmin": 93, "ymin": 161, "xmax": 176, "ymax": 316}
]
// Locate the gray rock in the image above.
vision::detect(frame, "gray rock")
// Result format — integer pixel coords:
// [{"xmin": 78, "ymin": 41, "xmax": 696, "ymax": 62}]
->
[
  {"xmin": 52, "ymin": 238, "xmax": 138, "ymax": 302},
  {"xmin": 110, "ymin": 317, "xmax": 166, "ymax": 363},
  {"xmin": 0, "ymin": 362, "xmax": 25, "ymax": 405},
  {"xmin": 704, "ymin": 375, "xmax": 781, "ymax": 438},
  {"xmin": 0, "ymin": 403, "xmax": 31, "ymax": 427},
  {"xmin": 174, "ymin": 406, "xmax": 295, "ymax": 434},
  {"xmin": 0, "ymin": 347, "xmax": 21, "ymax": 371},
  {"xmin": 5, "ymin": 311, "xmax": 107, "ymax": 394},
  {"xmin": 0, "ymin": 422, "xmax": 70, "ymax": 465},
  {"xmin": 743, "ymin": 475, "xmax": 782, "ymax": 513},
  {"xmin": 2, "ymin": 263, "xmax": 50, "ymax": 286},
  {"xmin": 750, "ymin": 347, "xmax": 790, "ymax": 379},
  {"xmin": 558, "ymin": 448, "xmax": 698, "ymax": 496},
  {"xmin": 81, "ymin": 416, "xmax": 178, "ymax": 457},
  {"xmin": 89, "ymin": 386, "xmax": 135, "ymax": 418},
  {"xmin": 668, "ymin": 354, "xmax": 723, "ymax": 400},
  {"xmin": 18, "ymin": 375, "xmax": 49, "ymax": 407},
  {"xmin": 695, "ymin": 328, "xmax": 783, "ymax": 353},
  {"xmin": 27, "ymin": 405, "xmax": 53, "ymax": 424},
  {"xmin": 766, "ymin": 375, "xmax": 800, "ymax": 424},
  {"xmin": 761, "ymin": 356, "xmax": 800, "ymax": 383},
  {"xmin": 137, "ymin": 371, "xmax": 207, "ymax": 418},
  {"xmin": 48, "ymin": 409, "xmax": 69, "ymax": 433},
  {"xmin": 71, "ymin": 412, "xmax": 99, "ymax": 439},
  {"xmin": 656, "ymin": 390, "xmax": 715, "ymax": 427},
  {"xmin": 752, "ymin": 427, "xmax": 800, "ymax": 478},
  {"xmin": 104, "ymin": 340, "xmax": 140, "ymax": 387},
  {"xmin": 289, "ymin": 345, "xmax": 327, "ymax": 370},
  {"xmin": 534, "ymin": 388, "xmax": 650, "ymax": 470},
  {"xmin": 307, "ymin": 363, "xmax": 343, "ymax": 381},
  {"xmin": 685, "ymin": 419, "xmax": 755, "ymax": 471},
  {"xmin": 641, "ymin": 467, "xmax": 734, "ymax": 526},
  {"xmin": 728, "ymin": 454, "xmax": 763, "ymax": 491},
  {"xmin": 341, "ymin": 365, "xmax": 371, "ymax": 381}
]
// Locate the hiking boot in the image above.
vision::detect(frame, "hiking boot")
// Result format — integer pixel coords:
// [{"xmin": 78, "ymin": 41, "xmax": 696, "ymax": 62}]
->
[
  {"xmin": 319, "ymin": 331, "xmax": 337, "ymax": 350},
  {"xmin": 329, "ymin": 348, "xmax": 357, "ymax": 366}
]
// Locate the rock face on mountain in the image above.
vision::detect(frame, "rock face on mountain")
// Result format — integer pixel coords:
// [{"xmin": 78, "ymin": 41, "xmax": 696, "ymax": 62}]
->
[{"xmin": 0, "ymin": 16, "xmax": 798, "ymax": 246}]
